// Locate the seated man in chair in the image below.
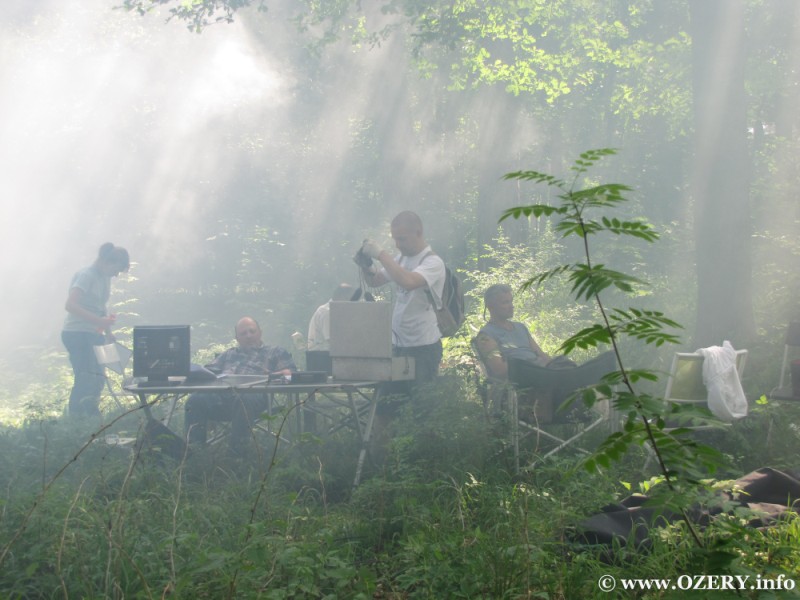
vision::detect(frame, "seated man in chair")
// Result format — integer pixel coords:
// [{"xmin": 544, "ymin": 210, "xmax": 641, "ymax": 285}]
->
[
  {"xmin": 475, "ymin": 284, "xmax": 575, "ymax": 380},
  {"xmin": 185, "ymin": 317, "xmax": 296, "ymax": 453},
  {"xmin": 476, "ymin": 284, "xmax": 613, "ymax": 425}
]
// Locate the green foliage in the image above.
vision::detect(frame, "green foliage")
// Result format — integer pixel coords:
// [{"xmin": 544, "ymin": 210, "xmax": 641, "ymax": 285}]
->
[
  {"xmin": 563, "ymin": 308, "xmax": 682, "ymax": 353},
  {"xmin": 2, "ymin": 371, "xmax": 800, "ymax": 596},
  {"xmin": 122, "ymin": 0, "xmax": 267, "ymax": 31},
  {"xmin": 501, "ymin": 148, "xmax": 742, "ymax": 546},
  {"xmin": 291, "ymin": 0, "xmax": 693, "ymax": 134}
]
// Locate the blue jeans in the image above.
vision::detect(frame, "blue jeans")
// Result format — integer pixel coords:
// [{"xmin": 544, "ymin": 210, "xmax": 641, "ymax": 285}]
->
[
  {"xmin": 394, "ymin": 340, "xmax": 443, "ymax": 384},
  {"xmin": 62, "ymin": 330, "xmax": 106, "ymax": 417}
]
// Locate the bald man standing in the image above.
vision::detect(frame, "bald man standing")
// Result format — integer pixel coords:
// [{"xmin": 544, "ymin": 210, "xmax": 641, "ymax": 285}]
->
[
  {"xmin": 359, "ymin": 211, "xmax": 446, "ymax": 384},
  {"xmin": 185, "ymin": 317, "xmax": 296, "ymax": 451}
]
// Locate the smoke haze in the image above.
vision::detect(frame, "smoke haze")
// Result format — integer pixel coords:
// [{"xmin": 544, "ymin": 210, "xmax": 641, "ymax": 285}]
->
[
  {"xmin": 1, "ymin": 0, "xmax": 797, "ymax": 403},
  {"xmin": 0, "ymin": 1, "xmax": 320, "ymax": 366}
]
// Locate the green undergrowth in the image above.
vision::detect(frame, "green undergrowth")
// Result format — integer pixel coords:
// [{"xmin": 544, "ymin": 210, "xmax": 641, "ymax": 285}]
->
[{"xmin": 1, "ymin": 372, "xmax": 800, "ymax": 598}]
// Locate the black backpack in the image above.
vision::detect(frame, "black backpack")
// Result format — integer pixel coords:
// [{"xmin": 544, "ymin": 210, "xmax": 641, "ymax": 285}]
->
[{"xmin": 424, "ymin": 252, "xmax": 466, "ymax": 338}]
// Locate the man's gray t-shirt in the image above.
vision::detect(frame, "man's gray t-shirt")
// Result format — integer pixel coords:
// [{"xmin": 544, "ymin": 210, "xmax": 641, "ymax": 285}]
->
[{"xmin": 479, "ymin": 321, "xmax": 550, "ymax": 367}]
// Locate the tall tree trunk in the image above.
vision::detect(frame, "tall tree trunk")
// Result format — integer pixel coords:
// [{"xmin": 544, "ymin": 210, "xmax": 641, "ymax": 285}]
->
[
  {"xmin": 689, "ymin": 0, "xmax": 756, "ymax": 348},
  {"xmin": 475, "ymin": 87, "xmax": 531, "ymax": 250}
]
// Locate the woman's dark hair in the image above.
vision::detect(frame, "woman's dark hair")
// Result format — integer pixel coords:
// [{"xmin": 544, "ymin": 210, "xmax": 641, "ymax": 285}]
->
[{"xmin": 97, "ymin": 243, "xmax": 130, "ymax": 271}]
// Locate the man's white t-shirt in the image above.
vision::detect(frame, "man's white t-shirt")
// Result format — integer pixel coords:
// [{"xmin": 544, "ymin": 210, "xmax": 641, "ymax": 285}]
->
[
  {"xmin": 379, "ymin": 245, "xmax": 445, "ymax": 347},
  {"xmin": 307, "ymin": 301, "xmax": 331, "ymax": 351}
]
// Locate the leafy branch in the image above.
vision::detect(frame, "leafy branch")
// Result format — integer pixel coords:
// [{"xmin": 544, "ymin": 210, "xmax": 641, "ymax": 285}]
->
[
  {"xmin": 120, "ymin": 0, "xmax": 266, "ymax": 32},
  {"xmin": 501, "ymin": 148, "xmax": 719, "ymax": 548}
]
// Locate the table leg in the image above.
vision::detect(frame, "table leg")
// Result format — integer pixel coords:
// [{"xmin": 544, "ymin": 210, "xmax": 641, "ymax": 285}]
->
[{"xmin": 353, "ymin": 388, "xmax": 379, "ymax": 488}]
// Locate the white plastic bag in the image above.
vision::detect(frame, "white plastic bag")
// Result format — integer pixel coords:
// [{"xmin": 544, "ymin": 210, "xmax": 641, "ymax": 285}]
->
[
  {"xmin": 93, "ymin": 342, "xmax": 132, "ymax": 375},
  {"xmin": 697, "ymin": 340, "xmax": 747, "ymax": 422}
]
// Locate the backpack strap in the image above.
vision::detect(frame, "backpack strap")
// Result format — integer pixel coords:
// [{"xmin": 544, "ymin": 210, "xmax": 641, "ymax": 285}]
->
[{"xmin": 420, "ymin": 251, "xmax": 443, "ymax": 311}]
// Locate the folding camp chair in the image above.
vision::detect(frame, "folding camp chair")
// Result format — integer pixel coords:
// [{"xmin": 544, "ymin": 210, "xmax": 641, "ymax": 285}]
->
[
  {"xmin": 470, "ymin": 337, "xmax": 514, "ymax": 414},
  {"xmin": 90, "ymin": 342, "xmax": 139, "ymax": 448},
  {"xmin": 771, "ymin": 322, "xmax": 800, "ymax": 401},
  {"xmin": 662, "ymin": 346, "xmax": 749, "ymax": 426},
  {"xmin": 471, "ymin": 337, "xmax": 523, "ymax": 469},
  {"xmin": 643, "ymin": 344, "xmax": 748, "ymax": 471},
  {"xmin": 93, "ymin": 341, "xmax": 135, "ymax": 411},
  {"xmin": 472, "ymin": 335, "xmax": 616, "ymax": 471},
  {"xmin": 508, "ymin": 351, "xmax": 617, "ymax": 469}
]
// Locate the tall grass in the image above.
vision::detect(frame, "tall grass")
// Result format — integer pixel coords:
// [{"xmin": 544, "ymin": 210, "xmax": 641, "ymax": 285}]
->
[{"xmin": 1, "ymin": 373, "xmax": 799, "ymax": 598}]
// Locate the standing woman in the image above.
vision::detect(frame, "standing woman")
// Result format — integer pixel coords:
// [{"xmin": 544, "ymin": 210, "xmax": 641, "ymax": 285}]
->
[{"xmin": 62, "ymin": 243, "xmax": 130, "ymax": 417}]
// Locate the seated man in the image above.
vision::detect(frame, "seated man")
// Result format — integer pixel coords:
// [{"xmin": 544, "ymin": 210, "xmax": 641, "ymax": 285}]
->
[
  {"xmin": 307, "ymin": 283, "xmax": 354, "ymax": 351},
  {"xmin": 475, "ymin": 284, "xmax": 574, "ymax": 380},
  {"xmin": 185, "ymin": 316, "xmax": 296, "ymax": 452}
]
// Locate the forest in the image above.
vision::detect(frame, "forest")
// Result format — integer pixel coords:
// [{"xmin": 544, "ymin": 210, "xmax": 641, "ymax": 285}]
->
[{"xmin": 0, "ymin": 0, "xmax": 799, "ymax": 597}]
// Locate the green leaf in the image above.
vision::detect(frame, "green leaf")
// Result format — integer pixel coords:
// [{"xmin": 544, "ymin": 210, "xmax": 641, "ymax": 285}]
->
[
  {"xmin": 502, "ymin": 171, "xmax": 564, "ymax": 187},
  {"xmin": 499, "ymin": 204, "xmax": 566, "ymax": 223},
  {"xmin": 516, "ymin": 266, "xmax": 575, "ymax": 297}
]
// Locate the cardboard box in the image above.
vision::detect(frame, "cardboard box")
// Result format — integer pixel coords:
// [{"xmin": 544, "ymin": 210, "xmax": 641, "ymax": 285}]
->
[
  {"xmin": 330, "ymin": 302, "xmax": 392, "ymax": 359},
  {"xmin": 329, "ymin": 302, "xmax": 415, "ymax": 380}
]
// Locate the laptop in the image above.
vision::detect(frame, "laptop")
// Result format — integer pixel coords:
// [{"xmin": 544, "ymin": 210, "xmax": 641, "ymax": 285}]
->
[{"xmin": 306, "ymin": 350, "xmax": 332, "ymax": 375}]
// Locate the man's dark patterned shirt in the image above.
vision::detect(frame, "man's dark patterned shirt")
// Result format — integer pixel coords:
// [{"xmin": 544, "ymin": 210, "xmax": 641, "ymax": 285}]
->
[{"xmin": 205, "ymin": 344, "xmax": 296, "ymax": 375}]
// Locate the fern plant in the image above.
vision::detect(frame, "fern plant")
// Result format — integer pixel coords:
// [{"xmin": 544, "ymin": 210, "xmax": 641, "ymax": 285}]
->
[{"xmin": 501, "ymin": 149, "xmax": 726, "ymax": 547}]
